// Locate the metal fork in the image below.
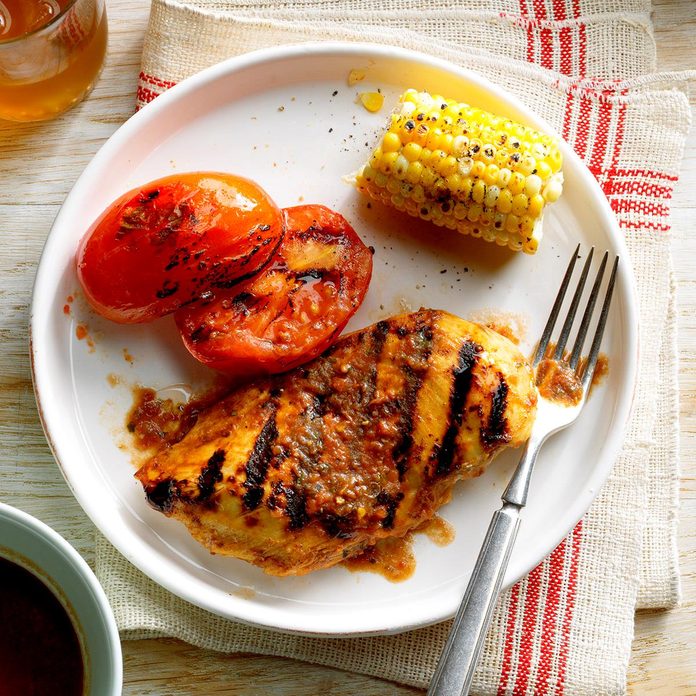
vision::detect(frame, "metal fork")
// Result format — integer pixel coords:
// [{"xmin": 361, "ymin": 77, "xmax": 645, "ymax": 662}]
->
[{"xmin": 427, "ymin": 246, "xmax": 619, "ymax": 696}]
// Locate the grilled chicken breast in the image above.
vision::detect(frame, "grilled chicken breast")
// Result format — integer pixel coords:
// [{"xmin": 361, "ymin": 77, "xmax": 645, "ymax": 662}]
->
[{"xmin": 136, "ymin": 309, "xmax": 537, "ymax": 576}]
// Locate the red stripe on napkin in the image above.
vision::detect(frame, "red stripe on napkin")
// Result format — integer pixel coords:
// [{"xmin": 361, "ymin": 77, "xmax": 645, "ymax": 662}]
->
[
  {"xmin": 513, "ymin": 563, "xmax": 545, "ymax": 693},
  {"xmin": 610, "ymin": 169, "xmax": 678, "ymax": 182},
  {"xmin": 558, "ymin": 26, "xmax": 573, "ymax": 74},
  {"xmin": 588, "ymin": 100, "xmax": 614, "ymax": 173},
  {"xmin": 517, "ymin": 0, "xmax": 536, "ymax": 63},
  {"xmin": 514, "ymin": 0, "xmax": 586, "ymax": 75},
  {"xmin": 136, "ymin": 72, "xmax": 178, "ymax": 110},
  {"xmin": 620, "ymin": 219, "xmax": 671, "ymax": 232},
  {"xmin": 573, "ymin": 0, "xmax": 587, "ymax": 76},
  {"xmin": 606, "ymin": 171, "xmax": 676, "ymax": 199},
  {"xmin": 552, "ymin": 0, "xmax": 567, "ymax": 20},
  {"xmin": 532, "ymin": 542, "xmax": 567, "ymax": 693},
  {"xmin": 554, "ymin": 523, "xmax": 582, "ymax": 695},
  {"xmin": 614, "ymin": 200, "xmax": 671, "ymax": 217},
  {"xmin": 140, "ymin": 71, "xmax": 177, "ymax": 90},
  {"xmin": 561, "ymin": 83, "xmax": 576, "ymax": 141},
  {"xmin": 531, "ymin": 0, "xmax": 547, "ymax": 19},
  {"xmin": 574, "ymin": 97, "xmax": 593, "ymax": 160}
]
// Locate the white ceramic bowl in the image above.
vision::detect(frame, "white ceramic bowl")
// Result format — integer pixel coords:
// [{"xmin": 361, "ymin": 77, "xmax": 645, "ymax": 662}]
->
[{"xmin": 0, "ymin": 503, "xmax": 122, "ymax": 695}]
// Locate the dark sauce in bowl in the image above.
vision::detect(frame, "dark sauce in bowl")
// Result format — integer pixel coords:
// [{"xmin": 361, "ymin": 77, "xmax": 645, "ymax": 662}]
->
[{"xmin": 0, "ymin": 556, "xmax": 84, "ymax": 696}]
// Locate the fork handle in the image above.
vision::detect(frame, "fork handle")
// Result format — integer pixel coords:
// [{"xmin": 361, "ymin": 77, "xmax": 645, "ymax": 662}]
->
[{"xmin": 427, "ymin": 504, "xmax": 521, "ymax": 696}]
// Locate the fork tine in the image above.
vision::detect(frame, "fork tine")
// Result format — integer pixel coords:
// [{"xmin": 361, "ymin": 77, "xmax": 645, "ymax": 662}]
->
[
  {"xmin": 581, "ymin": 256, "xmax": 619, "ymax": 392},
  {"xmin": 553, "ymin": 247, "xmax": 594, "ymax": 360},
  {"xmin": 532, "ymin": 243, "xmax": 580, "ymax": 366},
  {"xmin": 569, "ymin": 251, "xmax": 609, "ymax": 370}
]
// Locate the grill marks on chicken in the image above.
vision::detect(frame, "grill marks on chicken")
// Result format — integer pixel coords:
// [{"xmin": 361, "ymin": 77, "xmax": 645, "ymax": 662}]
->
[
  {"xmin": 433, "ymin": 340, "xmax": 481, "ymax": 478},
  {"xmin": 243, "ymin": 409, "xmax": 278, "ymax": 511},
  {"xmin": 136, "ymin": 309, "xmax": 537, "ymax": 576},
  {"xmin": 482, "ymin": 379, "xmax": 510, "ymax": 448}
]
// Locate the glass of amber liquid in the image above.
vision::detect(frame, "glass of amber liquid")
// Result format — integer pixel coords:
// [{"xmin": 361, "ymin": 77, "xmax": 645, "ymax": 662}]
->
[{"xmin": 0, "ymin": 0, "xmax": 107, "ymax": 122}]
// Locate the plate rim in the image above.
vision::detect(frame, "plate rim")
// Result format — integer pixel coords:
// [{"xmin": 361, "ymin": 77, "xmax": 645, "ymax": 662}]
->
[{"xmin": 30, "ymin": 40, "xmax": 639, "ymax": 636}]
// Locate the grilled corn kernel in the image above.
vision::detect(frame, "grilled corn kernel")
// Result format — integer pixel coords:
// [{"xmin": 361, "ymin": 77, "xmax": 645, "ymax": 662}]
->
[
  {"xmin": 382, "ymin": 132, "xmax": 401, "ymax": 152},
  {"xmin": 528, "ymin": 194, "xmax": 545, "ymax": 217},
  {"xmin": 509, "ymin": 172, "xmax": 526, "ymax": 195},
  {"xmin": 406, "ymin": 161, "xmax": 424, "ymax": 184},
  {"xmin": 437, "ymin": 155, "xmax": 458, "ymax": 177},
  {"xmin": 543, "ymin": 177, "xmax": 563, "ymax": 202},
  {"xmin": 360, "ymin": 92, "xmax": 384, "ymax": 113},
  {"xmin": 497, "ymin": 189, "xmax": 513, "ymax": 214},
  {"xmin": 380, "ymin": 151, "xmax": 399, "ymax": 173},
  {"xmin": 348, "ymin": 68, "xmax": 366, "ymax": 86},
  {"xmin": 393, "ymin": 155, "xmax": 409, "ymax": 178},
  {"xmin": 483, "ymin": 164, "xmax": 499, "ymax": 186},
  {"xmin": 525, "ymin": 174, "xmax": 543, "ymax": 196},
  {"xmin": 472, "ymin": 180, "xmax": 486, "ymax": 205},
  {"xmin": 403, "ymin": 142, "xmax": 422, "ymax": 162},
  {"xmin": 536, "ymin": 161, "xmax": 552, "ymax": 179},
  {"xmin": 512, "ymin": 193, "xmax": 529, "ymax": 217},
  {"xmin": 485, "ymin": 185, "xmax": 500, "ymax": 209},
  {"xmin": 497, "ymin": 168, "xmax": 512, "ymax": 187}
]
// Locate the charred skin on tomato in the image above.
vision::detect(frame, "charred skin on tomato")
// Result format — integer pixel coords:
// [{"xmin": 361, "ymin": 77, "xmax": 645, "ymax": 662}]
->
[
  {"xmin": 174, "ymin": 204, "xmax": 373, "ymax": 376},
  {"xmin": 135, "ymin": 309, "xmax": 537, "ymax": 577},
  {"xmin": 77, "ymin": 173, "xmax": 284, "ymax": 323}
]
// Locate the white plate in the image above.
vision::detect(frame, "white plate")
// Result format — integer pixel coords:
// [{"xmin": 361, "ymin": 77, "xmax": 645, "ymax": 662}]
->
[{"xmin": 30, "ymin": 43, "xmax": 638, "ymax": 636}]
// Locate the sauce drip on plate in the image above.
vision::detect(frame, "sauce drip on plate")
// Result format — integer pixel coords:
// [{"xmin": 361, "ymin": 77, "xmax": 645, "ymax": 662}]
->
[
  {"xmin": 342, "ymin": 535, "xmax": 416, "ymax": 582},
  {"xmin": 415, "ymin": 515, "xmax": 456, "ymax": 546},
  {"xmin": 126, "ymin": 382, "xmax": 232, "ymax": 451},
  {"xmin": 342, "ymin": 516, "xmax": 454, "ymax": 581}
]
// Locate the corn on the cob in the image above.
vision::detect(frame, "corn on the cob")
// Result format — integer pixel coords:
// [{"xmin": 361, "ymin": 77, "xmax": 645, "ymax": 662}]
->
[{"xmin": 355, "ymin": 90, "xmax": 564, "ymax": 254}]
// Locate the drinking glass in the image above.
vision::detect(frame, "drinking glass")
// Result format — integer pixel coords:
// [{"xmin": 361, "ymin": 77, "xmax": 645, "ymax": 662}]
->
[{"xmin": 0, "ymin": 0, "xmax": 107, "ymax": 122}]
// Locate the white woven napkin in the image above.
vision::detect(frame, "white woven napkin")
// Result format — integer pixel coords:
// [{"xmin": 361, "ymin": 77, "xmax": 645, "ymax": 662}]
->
[{"xmin": 95, "ymin": 1, "xmax": 692, "ymax": 693}]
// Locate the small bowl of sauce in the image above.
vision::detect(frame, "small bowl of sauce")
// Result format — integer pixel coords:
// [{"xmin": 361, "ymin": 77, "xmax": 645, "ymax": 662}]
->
[{"xmin": 0, "ymin": 503, "xmax": 121, "ymax": 695}]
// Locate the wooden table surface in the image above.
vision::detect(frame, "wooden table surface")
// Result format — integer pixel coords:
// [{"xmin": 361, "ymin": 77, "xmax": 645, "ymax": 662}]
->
[{"xmin": 0, "ymin": 1, "xmax": 693, "ymax": 693}]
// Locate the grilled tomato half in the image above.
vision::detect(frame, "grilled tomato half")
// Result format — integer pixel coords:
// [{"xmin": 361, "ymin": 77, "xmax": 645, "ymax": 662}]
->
[
  {"xmin": 76, "ymin": 172, "xmax": 284, "ymax": 323},
  {"xmin": 174, "ymin": 204, "xmax": 373, "ymax": 375}
]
